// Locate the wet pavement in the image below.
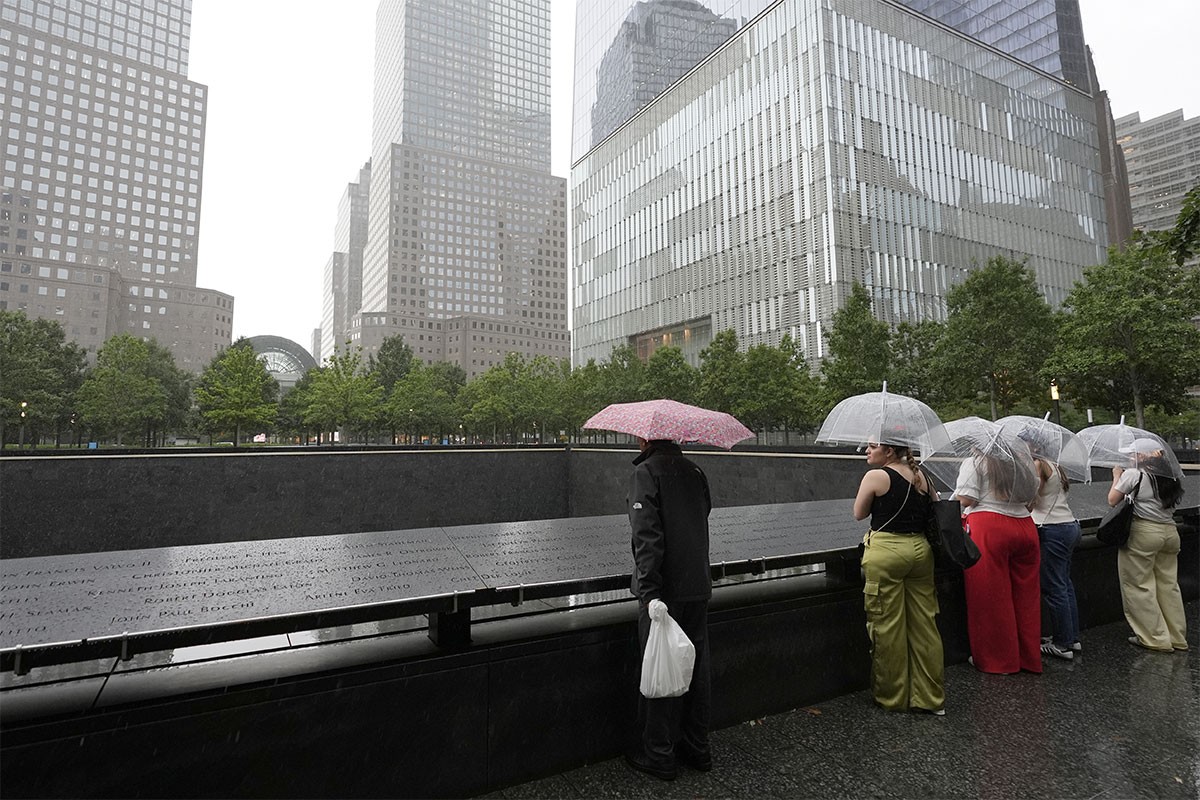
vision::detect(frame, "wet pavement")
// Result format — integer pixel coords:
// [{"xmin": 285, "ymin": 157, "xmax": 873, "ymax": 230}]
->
[{"xmin": 486, "ymin": 601, "xmax": 1198, "ymax": 799}]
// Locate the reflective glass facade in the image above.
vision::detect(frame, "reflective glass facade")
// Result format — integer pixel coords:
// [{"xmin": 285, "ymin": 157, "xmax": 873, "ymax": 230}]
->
[
  {"xmin": 898, "ymin": 0, "xmax": 1089, "ymax": 90},
  {"xmin": 571, "ymin": 0, "xmax": 1107, "ymax": 367},
  {"xmin": 573, "ymin": 0, "xmax": 1088, "ymax": 161}
]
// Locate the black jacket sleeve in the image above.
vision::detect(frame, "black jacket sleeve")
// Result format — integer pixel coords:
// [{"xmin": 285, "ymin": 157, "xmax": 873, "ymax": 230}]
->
[{"xmin": 629, "ymin": 463, "xmax": 664, "ymax": 603}]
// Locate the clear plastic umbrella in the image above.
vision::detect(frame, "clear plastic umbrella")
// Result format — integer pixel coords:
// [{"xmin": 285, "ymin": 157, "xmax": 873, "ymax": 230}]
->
[
  {"xmin": 995, "ymin": 414, "xmax": 1090, "ymax": 483},
  {"xmin": 923, "ymin": 416, "xmax": 1040, "ymax": 505},
  {"xmin": 815, "ymin": 382, "xmax": 950, "ymax": 459},
  {"xmin": 1076, "ymin": 421, "xmax": 1184, "ymax": 479}
]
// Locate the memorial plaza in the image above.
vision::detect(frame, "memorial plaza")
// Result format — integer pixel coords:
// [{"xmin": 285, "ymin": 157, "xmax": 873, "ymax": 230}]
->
[
  {"xmin": 490, "ymin": 602, "xmax": 1199, "ymax": 799},
  {"xmin": 1, "ymin": 448, "xmax": 1196, "ymax": 797}
]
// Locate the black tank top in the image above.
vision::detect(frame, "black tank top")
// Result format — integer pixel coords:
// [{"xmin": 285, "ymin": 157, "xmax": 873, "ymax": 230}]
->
[{"xmin": 870, "ymin": 466, "xmax": 932, "ymax": 533}]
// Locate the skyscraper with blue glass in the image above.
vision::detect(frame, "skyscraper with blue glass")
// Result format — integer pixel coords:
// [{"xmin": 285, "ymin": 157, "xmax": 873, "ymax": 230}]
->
[{"xmin": 570, "ymin": 0, "xmax": 1108, "ymax": 367}]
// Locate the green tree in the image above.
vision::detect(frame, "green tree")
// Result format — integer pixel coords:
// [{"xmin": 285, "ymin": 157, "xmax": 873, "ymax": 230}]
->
[
  {"xmin": 195, "ymin": 339, "xmax": 279, "ymax": 445},
  {"xmin": 889, "ymin": 319, "xmax": 948, "ymax": 408},
  {"xmin": 387, "ymin": 362, "xmax": 456, "ymax": 443},
  {"xmin": 460, "ymin": 353, "xmax": 526, "ymax": 442},
  {"xmin": 738, "ymin": 336, "xmax": 819, "ymax": 440},
  {"xmin": 1046, "ymin": 246, "xmax": 1200, "ymax": 428},
  {"xmin": 938, "ymin": 257, "xmax": 1055, "ymax": 419},
  {"xmin": 698, "ymin": 329, "xmax": 743, "ymax": 413},
  {"xmin": 368, "ymin": 335, "xmax": 415, "ymax": 396},
  {"xmin": 641, "ymin": 345, "xmax": 697, "ymax": 404},
  {"xmin": 305, "ymin": 347, "xmax": 383, "ymax": 443},
  {"xmin": 143, "ymin": 338, "xmax": 192, "ymax": 446},
  {"xmin": 820, "ymin": 283, "xmax": 891, "ymax": 404},
  {"xmin": 562, "ymin": 358, "xmax": 606, "ymax": 440},
  {"xmin": 599, "ymin": 343, "xmax": 646, "ymax": 405},
  {"xmin": 76, "ymin": 334, "xmax": 167, "ymax": 445},
  {"xmin": 0, "ymin": 311, "xmax": 87, "ymax": 447},
  {"xmin": 277, "ymin": 368, "xmax": 318, "ymax": 443}
]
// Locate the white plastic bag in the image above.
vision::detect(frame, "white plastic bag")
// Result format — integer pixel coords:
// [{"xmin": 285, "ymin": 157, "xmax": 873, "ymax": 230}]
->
[{"xmin": 639, "ymin": 599, "xmax": 696, "ymax": 698}]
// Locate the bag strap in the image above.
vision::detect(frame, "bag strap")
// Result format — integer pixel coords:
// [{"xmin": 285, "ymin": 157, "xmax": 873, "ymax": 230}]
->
[
  {"xmin": 1130, "ymin": 473, "xmax": 1143, "ymax": 503},
  {"xmin": 876, "ymin": 469, "xmax": 912, "ymax": 532}
]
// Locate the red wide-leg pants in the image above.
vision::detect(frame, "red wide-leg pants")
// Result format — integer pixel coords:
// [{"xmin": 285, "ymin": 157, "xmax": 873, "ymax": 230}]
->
[{"xmin": 962, "ymin": 511, "xmax": 1042, "ymax": 674}]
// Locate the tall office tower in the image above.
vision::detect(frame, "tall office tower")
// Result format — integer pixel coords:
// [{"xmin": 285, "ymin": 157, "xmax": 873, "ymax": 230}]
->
[
  {"xmin": 350, "ymin": 0, "xmax": 568, "ymax": 379},
  {"xmin": 0, "ymin": 0, "xmax": 233, "ymax": 371},
  {"xmin": 571, "ymin": 0, "xmax": 1108, "ymax": 367},
  {"xmin": 1115, "ymin": 110, "xmax": 1200, "ymax": 236},
  {"xmin": 897, "ymin": 0, "xmax": 1090, "ymax": 91},
  {"xmin": 590, "ymin": 0, "xmax": 739, "ymax": 149},
  {"xmin": 319, "ymin": 161, "xmax": 370, "ymax": 363}
]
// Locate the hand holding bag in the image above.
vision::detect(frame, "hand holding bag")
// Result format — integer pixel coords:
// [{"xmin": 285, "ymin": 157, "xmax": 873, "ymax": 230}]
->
[
  {"xmin": 1097, "ymin": 475, "xmax": 1143, "ymax": 547},
  {"xmin": 639, "ymin": 599, "xmax": 696, "ymax": 698}
]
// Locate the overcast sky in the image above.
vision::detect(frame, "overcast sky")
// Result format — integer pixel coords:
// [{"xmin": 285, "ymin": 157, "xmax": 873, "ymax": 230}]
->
[{"xmin": 186, "ymin": 0, "xmax": 1199, "ymax": 356}]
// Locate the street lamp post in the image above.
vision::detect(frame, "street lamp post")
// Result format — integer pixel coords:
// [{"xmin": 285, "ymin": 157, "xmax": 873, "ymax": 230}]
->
[
  {"xmin": 1050, "ymin": 379, "xmax": 1061, "ymax": 426},
  {"xmin": 18, "ymin": 401, "xmax": 28, "ymax": 449}
]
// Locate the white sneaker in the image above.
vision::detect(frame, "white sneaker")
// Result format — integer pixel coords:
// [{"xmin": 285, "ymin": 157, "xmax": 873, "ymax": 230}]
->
[{"xmin": 1041, "ymin": 642, "xmax": 1074, "ymax": 661}]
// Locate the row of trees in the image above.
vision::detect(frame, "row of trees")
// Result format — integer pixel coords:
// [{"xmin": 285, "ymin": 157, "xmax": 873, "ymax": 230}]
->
[{"xmin": 4, "ymin": 187, "xmax": 1198, "ymax": 447}]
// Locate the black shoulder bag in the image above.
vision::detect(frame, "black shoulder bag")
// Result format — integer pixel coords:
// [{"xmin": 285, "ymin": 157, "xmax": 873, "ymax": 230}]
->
[
  {"xmin": 921, "ymin": 468, "xmax": 982, "ymax": 569},
  {"xmin": 1096, "ymin": 474, "xmax": 1143, "ymax": 548}
]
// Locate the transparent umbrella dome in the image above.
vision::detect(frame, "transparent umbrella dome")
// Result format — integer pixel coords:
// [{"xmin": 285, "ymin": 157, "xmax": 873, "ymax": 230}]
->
[
  {"xmin": 923, "ymin": 416, "xmax": 1040, "ymax": 505},
  {"xmin": 816, "ymin": 385, "xmax": 950, "ymax": 459},
  {"xmin": 1076, "ymin": 423, "xmax": 1184, "ymax": 479},
  {"xmin": 995, "ymin": 415, "xmax": 1090, "ymax": 483}
]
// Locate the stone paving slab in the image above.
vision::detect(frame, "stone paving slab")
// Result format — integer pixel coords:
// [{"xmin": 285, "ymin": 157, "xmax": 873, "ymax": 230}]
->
[{"xmin": 485, "ymin": 601, "xmax": 1199, "ymax": 799}]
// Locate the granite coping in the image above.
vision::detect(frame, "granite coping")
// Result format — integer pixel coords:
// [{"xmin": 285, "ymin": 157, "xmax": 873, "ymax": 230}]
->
[{"xmin": 2, "ymin": 478, "xmax": 1195, "ymax": 666}]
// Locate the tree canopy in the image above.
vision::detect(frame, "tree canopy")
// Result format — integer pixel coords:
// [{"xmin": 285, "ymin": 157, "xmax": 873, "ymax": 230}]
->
[
  {"xmin": 938, "ymin": 256, "xmax": 1055, "ymax": 418},
  {"xmin": 0, "ymin": 310, "xmax": 86, "ymax": 446},
  {"xmin": 1045, "ymin": 246, "xmax": 1200, "ymax": 427},
  {"xmin": 820, "ymin": 282, "xmax": 891, "ymax": 403},
  {"xmin": 194, "ymin": 338, "xmax": 279, "ymax": 444}
]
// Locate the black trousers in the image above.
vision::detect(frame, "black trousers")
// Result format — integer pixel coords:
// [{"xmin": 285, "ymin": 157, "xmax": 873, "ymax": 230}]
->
[{"xmin": 636, "ymin": 598, "xmax": 711, "ymax": 761}]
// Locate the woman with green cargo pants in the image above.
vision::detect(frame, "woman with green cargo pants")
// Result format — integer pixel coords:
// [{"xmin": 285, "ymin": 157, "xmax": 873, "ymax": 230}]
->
[{"xmin": 853, "ymin": 441, "xmax": 946, "ymax": 715}]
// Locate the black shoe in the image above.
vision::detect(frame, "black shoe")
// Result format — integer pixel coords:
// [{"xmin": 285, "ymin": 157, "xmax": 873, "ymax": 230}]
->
[
  {"xmin": 676, "ymin": 744, "xmax": 713, "ymax": 772},
  {"xmin": 625, "ymin": 751, "xmax": 677, "ymax": 781}
]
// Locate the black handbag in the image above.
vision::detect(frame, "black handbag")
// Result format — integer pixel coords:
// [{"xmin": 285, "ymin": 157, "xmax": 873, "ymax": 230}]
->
[
  {"xmin": 1097, "ymin": 475, "xmax": 1142, "ymax": 547},
  {"xmin": 926, "ymin": 498, "xmax": 982, "ymax": 569}
]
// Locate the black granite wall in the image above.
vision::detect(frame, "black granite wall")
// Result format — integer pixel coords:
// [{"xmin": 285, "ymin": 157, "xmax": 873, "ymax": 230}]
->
[
  {"xmin": 0, "ymin": 447, "xmax": 866, "ymax": 558},
  {"xmin": 1, "ymin": 526, "xmax": 1196, "ymax": 799}
]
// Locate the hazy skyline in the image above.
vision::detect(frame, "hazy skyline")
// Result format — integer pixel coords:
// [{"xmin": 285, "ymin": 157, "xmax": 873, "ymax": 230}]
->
[{"xmin": 186, "ymin": 0, "xmax": 1199, "ymax": 357}]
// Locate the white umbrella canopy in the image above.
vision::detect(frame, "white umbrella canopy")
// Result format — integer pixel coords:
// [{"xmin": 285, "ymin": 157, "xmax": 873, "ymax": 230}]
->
[
  {"xmin": 995, "ymin": 415, "xmax": 1090, "ymax": 483},
  {"xmin": 815, "ymin": 384, "xmax": 951, "ymax": 459},
  {"xmin": 1076, "ymin": 423, "xmax": 1184, "ymax": 479},
  {"xmin": 923, "ymin": 416, "xmax": 1040, "ymax": 505}
]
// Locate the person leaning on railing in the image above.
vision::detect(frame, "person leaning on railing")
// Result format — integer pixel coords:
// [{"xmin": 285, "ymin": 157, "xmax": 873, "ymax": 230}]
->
[
  {"xmin": 1108, "ymin": 446, "xmax": 1188, "ymax": 653},
  {"xmin": 852, "ymin": 439, "xmax": 945, "ymax": 715}
]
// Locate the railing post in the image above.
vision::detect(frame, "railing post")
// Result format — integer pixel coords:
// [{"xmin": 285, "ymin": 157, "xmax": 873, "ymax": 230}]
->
[{"xmin": 428, "ymin": 593, "xmax": 471, "ymax": 648}]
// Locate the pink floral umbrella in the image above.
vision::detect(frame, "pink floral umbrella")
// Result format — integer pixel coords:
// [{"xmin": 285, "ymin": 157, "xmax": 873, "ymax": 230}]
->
[{"xmin": 583, "ymin": 399, "xmax": 754, "ymax": 450}]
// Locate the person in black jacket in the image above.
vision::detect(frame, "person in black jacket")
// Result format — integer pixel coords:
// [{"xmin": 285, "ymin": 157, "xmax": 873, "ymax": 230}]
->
[{"xmin": 625, "ymin": 438, "xmax": 713, "ymax": 782}]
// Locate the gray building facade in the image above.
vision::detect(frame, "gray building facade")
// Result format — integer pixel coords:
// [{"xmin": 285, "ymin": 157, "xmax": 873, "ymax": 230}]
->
[
  {"xmin": 348, "ymin": 0, "xmax": 568, "ymax": 379},
  {"xmin": 318, "ymin": 160, "xmax": 370, "ymax": 364},
  {"xmin": 0, "ymin": 0, "xmax": 233, "ymax": 372},
  {"xmin": 1115, "ymin": 109, "xmax": 1200, "ymax": 237},
  {"xmin": 570, "ymin": 0, "xmax": 1109, "ymax": 366}
]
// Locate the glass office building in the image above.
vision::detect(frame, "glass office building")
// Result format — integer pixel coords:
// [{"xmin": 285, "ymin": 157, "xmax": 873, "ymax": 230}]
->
[
  {"xmin": 571, "ymin": 0, "xmax": 1107, "ymax": 366},
  {"xmin": 352, "ymin": 0, "xmax": 568, "ymax": 377}
]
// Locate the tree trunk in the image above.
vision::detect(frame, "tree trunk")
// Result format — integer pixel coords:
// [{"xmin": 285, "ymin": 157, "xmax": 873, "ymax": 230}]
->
[{"xmin": 988, "ymin": 375, "xmax": 998, "ymax": 421}]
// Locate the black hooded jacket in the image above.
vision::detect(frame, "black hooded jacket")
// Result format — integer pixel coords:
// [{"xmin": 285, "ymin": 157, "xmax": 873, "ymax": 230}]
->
[{"xmin": 628, "ymin": 440, "xmax": 713, "ymax": 603}]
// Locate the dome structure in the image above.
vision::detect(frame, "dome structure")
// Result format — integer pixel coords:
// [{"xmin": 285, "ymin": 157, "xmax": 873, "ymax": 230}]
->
[{"xmin": 246, "ymin": 335, "xmax": 318, "ymax": 394}]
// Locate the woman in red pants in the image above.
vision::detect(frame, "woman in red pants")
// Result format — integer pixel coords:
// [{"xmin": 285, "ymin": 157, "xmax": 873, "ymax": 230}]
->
[{"xmin": 955, "ymin": 451, "xmax": 1042, "ymax": 674}]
